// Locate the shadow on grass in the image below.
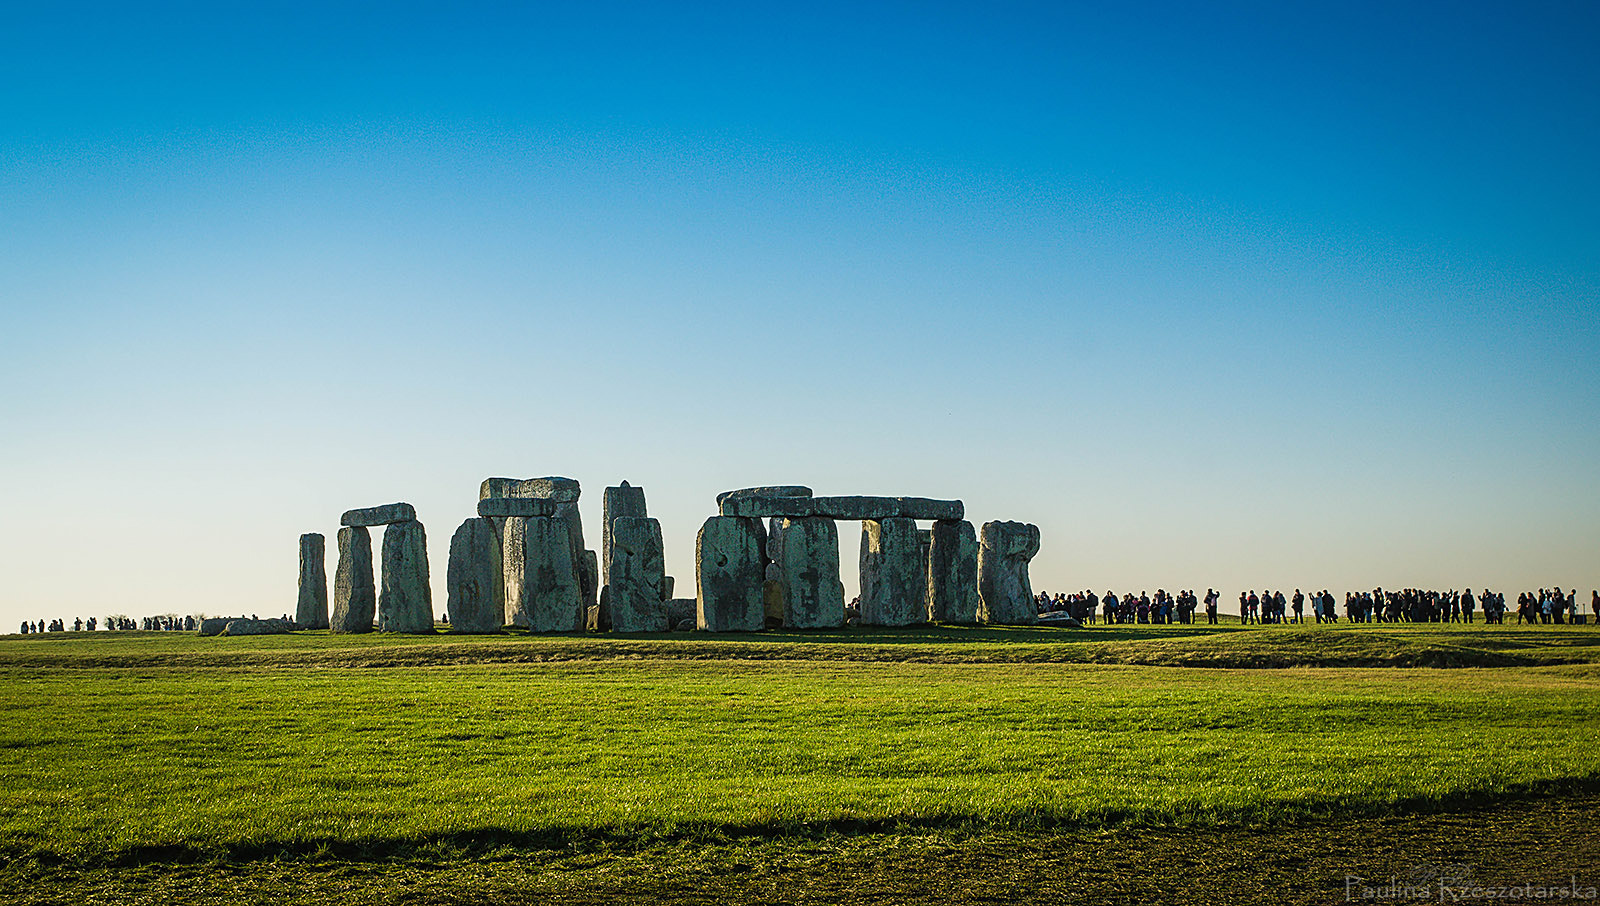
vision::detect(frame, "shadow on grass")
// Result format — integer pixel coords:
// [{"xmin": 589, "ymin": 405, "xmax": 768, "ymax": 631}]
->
[{"xmin": 18, "ymin": 774, "xmax": 1600, "ymax": 869}]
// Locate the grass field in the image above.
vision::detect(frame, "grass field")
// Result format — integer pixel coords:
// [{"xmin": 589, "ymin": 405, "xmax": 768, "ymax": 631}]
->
[{"xmin": 2, "ymin": 622, "xmax": 1597, "ymax": 904}]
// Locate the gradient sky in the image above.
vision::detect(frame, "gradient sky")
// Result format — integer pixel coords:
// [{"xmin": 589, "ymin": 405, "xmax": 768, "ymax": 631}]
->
[{"xmin": 2, "ymin": 1, "xmax": 1597, "ymax": 626}]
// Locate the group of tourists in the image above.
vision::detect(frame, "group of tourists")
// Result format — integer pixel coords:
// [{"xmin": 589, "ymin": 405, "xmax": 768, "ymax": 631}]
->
[
  {"xmin": 18, "ymin": 614, "xmax": 202, "ymax": 634},
  {"xmin": 1037, "ymin": 589, "xmax": 1219, "ymax": 624},
  {"xmin": 1035, "ymin": 587, "xmax": 1596, "ymax": 626}
]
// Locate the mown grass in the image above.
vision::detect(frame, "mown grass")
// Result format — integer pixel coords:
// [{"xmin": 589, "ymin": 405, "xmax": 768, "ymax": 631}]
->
[
  {"xmin": 3, "ymin": 621, "xmax": 1597, "ymax": 670},
  {"xmin": 2, "ymin": 623, "xmax": 1598, "ymax": 866}
]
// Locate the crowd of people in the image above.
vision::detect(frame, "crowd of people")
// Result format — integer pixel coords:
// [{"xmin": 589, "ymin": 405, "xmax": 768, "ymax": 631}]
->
[
  {"xmin": 18, "ymin": 614, "xmax": 215, "ymax": 634},
  {"xmin": 1035, "ymin": 588, "xmax": 1597, "ymax": 626}
]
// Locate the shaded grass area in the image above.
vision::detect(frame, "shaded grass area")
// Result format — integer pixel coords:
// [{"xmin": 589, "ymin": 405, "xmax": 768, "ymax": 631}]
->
[
  {"xmin": 2, "ymin": 654, "xmax": 1598, "ymax": 865},
  {"xmin": 3, "ymin": 622, "xmax": 1598, "ymax": 669},
  {"xmin": 6, "ymin": 793, "xmax": 1598, "ymax": 905}
]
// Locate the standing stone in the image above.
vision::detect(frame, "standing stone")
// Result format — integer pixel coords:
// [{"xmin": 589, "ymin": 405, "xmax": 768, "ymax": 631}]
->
[
  {"xmin": 509, "ymin": 516, "xmax": 583, "ymax": 632},
  {"xmin": 380, "ymin": 521, "xmax": 433, "ymax": 633},
  {"xmin": 581, "ymin": 550, "xmax": 600, "ymax": 622},
  {"xmin": 918, "ymin": 528, "xmax": 933, "ymax": 618},
  {"xmin": 608, "ymin": 516, "xmax": 666, "ymax": 632},
  {"xmin": 602, "ymin": 482, "xmax": 648, "ymax": 590},
  {"xmin": 859, "ymin": 517, "xmax": 925, "ymax": 627},
  {"xmin": 928, "ymin": 520, "xmax": 980, "ymax": 624},
  {"xmin": 663, "ymin": 575, "xmax": 675, "ymax": 600},
  {"xmin": 296, "ymin": 533, "xmax": 328, "ymax": 630},
  {"xmin": 501, "ymin": 516, "xmax": 527, "ymax": 623},
  {"xmin": 447, "ymin": 518, "xmax": 503, "ymax": 633},
  {"xmin": 696, "ymin": 516, "xmax": 765, "ymax": 632},
  {"xmin": 479, "ymin": 476, "xmax": 589, "ymax": 616},
  {"xmin": 331, "ymin": 526, "xmax": 375, "ymax": 633},
  {"xmin": 779, "ymin": 517, "xmax": 844, "ymax": 629},
  {"xmin": 978, "ymin": 521, "xmax": 1041, "ymax": 625}
]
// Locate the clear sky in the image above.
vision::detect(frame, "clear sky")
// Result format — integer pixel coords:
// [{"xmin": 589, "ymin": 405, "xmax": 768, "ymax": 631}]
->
[{"xmin": 2, "ymin": 1, "xmax": 1597, "ymax": 627}]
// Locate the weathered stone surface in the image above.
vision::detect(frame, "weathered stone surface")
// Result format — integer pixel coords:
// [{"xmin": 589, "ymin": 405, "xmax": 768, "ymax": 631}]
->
[
  {"xmin": 896, "ymin": 497, "xmax": 965, "ymax": 521},
  {"xmin": 331, "ymin": 526, "xmax": 375, "ymax": 633},
  {"xmin": 928, "ymin": 520, "xmax": 980, "ymax": 624},
  {"xmin": 447, "ymin": 518, "xmax": 503, "ymax": 633},
  {"xmin": 478, "ymin": 476, "xmax": 580, "ymax": 503},
  {"xmin": 507, "ymin": 516, "xmax": 583, "ymax": 632},
  {"xmin": 602, "ymin": 482, "xmax": 648, "ymax": 587},
  {"xmin": 978, "ymin": 521, "xmax": 1041, "ymax": 626},
  {"xmin": 766, "ymin": 517, "xmax": 786, "ymax": 563},
  {"xmin": 666, "ymin": 596, "xmax": 696, "ymax": 629},
  {"xmin": 696, "ymin": 516, "xmax": 765, "ymax": 632},
  {"xmin": 663, "ymin": 575, "xmax": 675, "ymax": 600},
  {"xmin": 379, "ymin": 521, "xmax": 433, "ymax": 633},
  {"xmin": 779, "ymin": 517, "xmax": 844, "ymax": 629},
  {"xmin": 608, "ymin": 516, "xmax": 666, "ymax": 633},
  {"xmin": 718, "ymin": 495, "xmax": 963, "ymax": 521},
  {"xmin": 340, "ymin": 503, "xmax": 416, "ymax": 527},
  {"xmin": 296, "ymin": 533, "xmax": 328, "ymax": 630},
  {"xmin": 477, "ymin": 497, "xmax": 560, "ymax": 518},
  {"xmin": 197, "ymin": 617, "xmax": 240, "ymax": 636},
  {"xmin": 221, "ymin": 618, "xmax": 293, "ymax": 636},
  {"xmin": 715, "ymin": 486, "xmax": 814, "ymax": 506},
  {"xmin": 580, "ymin": 549, "xmax": 599, "ymax": 614},
  {"xmin": 859, "ymin": 517, "xmax": 926, "ymax": 626}
]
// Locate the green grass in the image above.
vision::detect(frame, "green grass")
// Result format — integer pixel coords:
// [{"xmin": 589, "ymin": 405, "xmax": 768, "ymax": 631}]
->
[{"xmin": 2, "ymin": 623, "xmax": 1598, "ymax": 866}]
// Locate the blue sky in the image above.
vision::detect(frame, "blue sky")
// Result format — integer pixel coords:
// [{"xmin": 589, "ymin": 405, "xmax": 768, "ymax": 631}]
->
[{"xmin": 2, "ymin": 1, "xmax": 1597, "ymax": 624}]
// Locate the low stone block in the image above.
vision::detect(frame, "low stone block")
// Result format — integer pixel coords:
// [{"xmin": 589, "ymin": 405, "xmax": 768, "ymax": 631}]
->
[
  {"xmin": 331, "ymin": 526, "xmax": 375, "ymax": 633},
  {"xmin": 477, "ymin": 497, "xmax": 560, "ymax": 518},
  {"xmin": 340, "ymin": 503, "xmax": 417, "ymax": 527},
  {"xmin": 379, "ymin": 521, "xmax": 433, "ymax": 633},
  {"xmin": 978, "ymin": 521, "xmax": 1041, "ymax": 625},
  {"xmin": 221, "ymin": 618, "xmax": 293, "ymax": 636}
]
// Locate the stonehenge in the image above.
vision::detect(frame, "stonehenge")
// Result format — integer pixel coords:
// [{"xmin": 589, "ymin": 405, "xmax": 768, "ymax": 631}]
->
[
  {"xmin": 778, "ymin": 517, "xmax": 844, "ymax": 629},
  {"xmin": 978, "ymin": 521, "xmax": 1041, "ymax": 625},
  {"xmin": 331, "ymin": 525, "xmax": 375, "ymax": 633},
  {"xmin": 379, "ymin": 520, "xmax": 433, "ymax": 633},
  {"xmin": 928, "ymin": 520, "xmax": 981, "ymax": 623},
  {"xmin": 287, "ymin": 481, "xmax": 1041, "ymax": 639},
  {"xmin": 296, "ymin": 533, "xmax": 328, "ymax": 630},
  {"xmin": 696, "ymin": 516, "xmax": 765, "ymax": 632},
  {"xmin": 446, "ymin": 517, "xmax": 503, "ymax": 633},
  {"xmin": 859, "ymin": 517, "xmax": 926, "ymax": 627},
  {"xmin": 608, "ymin": 516, "xmax": 667, "ymax": 632}
]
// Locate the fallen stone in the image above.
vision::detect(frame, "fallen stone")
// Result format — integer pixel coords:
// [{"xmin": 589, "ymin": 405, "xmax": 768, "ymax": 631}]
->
[
  {"xmin": 859, "ymin": 517, "xmax": 926, "ymax": 626},
  {"xmin": 1037, "ymin": 611, "xmax": 1082, "ymax": 628},
  {"xmin": 331, "ymin": 526, "xmax": 375, "ymax": 633},
  {"xmin": 478, "ymin": 476, "xmax": 581, "ymax": 503},
  {"xmin": 608, "ymin": 516, "xmax": 666, "ymax": 632},
  {"xmin": 197, "ymin": 617, "xmax": 238, "ymax": 637},
  {"xmin": 927, "ymin": 520, "xmax": 981, "ymax": 624},
  {"xmin": 447, "ymin": 517, "xmax": 503, "ymax": 633},
  {"xmin": 340, "ymin": 503, "xmax": 417, "ymax": 527},
  {"xmin": 379, "ymin": 521, "xmax": 433, "ymax": 633},
  {"xmin": 779, "ymin": 517, "xmax": 845, "ymax": 629},
  {"xmin": 978, "ymin": 521, "xmax": 1041, "ymax": 625},
  {"xmin": 666, "ymin": 596, "xmax": 696, "ymax": 629},
  {"xmin": 221, "ymin": 618, "xmax": 293, "ymax": 636},
  {"xmin": 673, "ymin": 617, "xmax": 695, "ymax": 632},
  {"xmin": 508, "ymin": 516, "xmax": 584, "ymax": 632},
  {"xmin": 296, "ymin": 533, "xmax": 329, "ymax": 630},
  {"xmin": 476, "ymin": 497, "xmax": 560, "ymax": 518},
  {"xmin": 715, "ymin": 486, "xmax": 814, "ymax": 506},
  {"xmin": 696, "ymin": 516, "xmax": 765, "ymax": 632}
]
